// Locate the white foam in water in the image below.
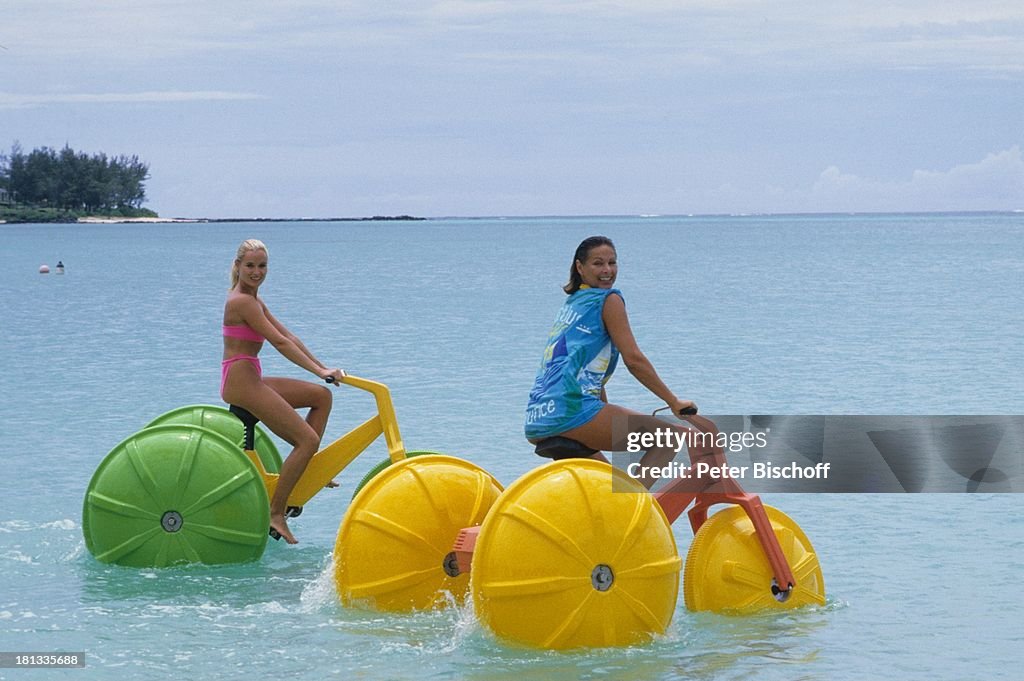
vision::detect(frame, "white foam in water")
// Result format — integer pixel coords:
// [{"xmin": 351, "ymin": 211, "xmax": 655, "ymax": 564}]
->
[
  {"xmin": 42, "ymin": 519, "xmax": 77, "ymax": 530},
  {"xmin": 3, "ymin": 551, "xmax": 37, "ymax": 565},
  {"xmin": 299, "ymin": 555, "xmax": 338, "ymax": 613},
  {"xmin": 60, "ymin": 540, "xmax": 85, "ymax": 563},
  {"xmin": 0, "ymin": 520, "xmax": 29, "ymax": 532},
  {"xmin": 440, "ymin": 598, "xmax": 481, "ymax": 653},
  {"xmin": 242, "ymin": 601, "xmax": 290, "ymax": 616},
  {"xmin": 2, "ymin": 519, "xmax": 78, "ymax": 532}
]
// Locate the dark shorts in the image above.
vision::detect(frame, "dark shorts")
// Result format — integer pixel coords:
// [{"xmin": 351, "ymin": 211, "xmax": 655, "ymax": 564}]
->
[{"xmin": 532, "ymin": 436, "xmax": 599, "ymax": 461}]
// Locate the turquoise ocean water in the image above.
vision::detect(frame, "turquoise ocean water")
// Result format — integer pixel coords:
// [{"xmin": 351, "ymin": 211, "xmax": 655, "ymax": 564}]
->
[{"xmin": 2, "ymin": 214, "xmax": 1023, "ymax": 680}]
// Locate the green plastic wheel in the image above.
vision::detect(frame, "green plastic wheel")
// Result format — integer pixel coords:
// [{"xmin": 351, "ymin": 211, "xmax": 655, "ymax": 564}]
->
[
  {"xmin": 145, "ymin": 404, "xmax": 283, "ymax": 473},
  {"xmin": 350, "ymin": 450, "xmax": 442, "ymax": 500},
  {"xmin": 82, "ymin": 424, "xmax": 270, "ymax": 567}
]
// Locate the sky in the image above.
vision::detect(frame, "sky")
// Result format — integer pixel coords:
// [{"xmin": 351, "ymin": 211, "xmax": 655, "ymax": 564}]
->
[{"xmin": 2, "ymin": 1, "xmax": 1023, "ymax": 218}]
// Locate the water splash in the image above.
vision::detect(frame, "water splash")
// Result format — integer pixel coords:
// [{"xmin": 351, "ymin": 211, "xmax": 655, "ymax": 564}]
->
[
  {"xmin": 299, "ymin": 554, "xmax": 338, "ymax": 614},
  {"xmin": 439, "ymin": 596, "xmax": 481, "ymax": 653}
]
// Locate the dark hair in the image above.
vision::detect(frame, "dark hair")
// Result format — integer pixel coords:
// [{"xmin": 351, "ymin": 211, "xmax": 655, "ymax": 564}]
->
[{"xmin": 563, "ymin": 235, "xmax": 616, "ymax": 294}]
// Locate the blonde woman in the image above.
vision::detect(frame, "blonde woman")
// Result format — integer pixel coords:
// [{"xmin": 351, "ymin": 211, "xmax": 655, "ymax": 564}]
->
[{"xmin": 221, "ymin": 239, "xmax": 346, "ymax": 544}]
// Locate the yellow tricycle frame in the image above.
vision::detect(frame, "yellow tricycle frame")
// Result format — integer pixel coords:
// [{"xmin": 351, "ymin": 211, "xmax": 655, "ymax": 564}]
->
[{"xmin": 233, "ymin": 375, "xmax": 407, "ymax": 509}]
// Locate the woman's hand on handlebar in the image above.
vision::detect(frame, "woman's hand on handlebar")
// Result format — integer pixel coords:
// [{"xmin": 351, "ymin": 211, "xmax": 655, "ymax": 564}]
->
[
  {"xmin": 320, "ymin": 368, "xmax": 347, "ymax": 384},
  {"xmin": 670, "ymin": 398, "xmax": 698, "ymax": 416}
]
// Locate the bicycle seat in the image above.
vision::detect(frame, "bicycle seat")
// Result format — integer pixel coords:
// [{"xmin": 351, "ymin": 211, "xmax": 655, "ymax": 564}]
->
[
  {"xmin": 228, "ymin": 404, "xmax": 260, "ymax": 450},
  {"xmin": 534, "ymin": 436, "xmax": 598, "ymax": 460}
]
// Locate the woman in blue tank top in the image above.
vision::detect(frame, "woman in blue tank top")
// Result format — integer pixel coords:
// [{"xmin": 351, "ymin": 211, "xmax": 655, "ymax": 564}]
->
[{"xmin": 525, "ymin": 236, "xmax": 719, "ymax": 489}]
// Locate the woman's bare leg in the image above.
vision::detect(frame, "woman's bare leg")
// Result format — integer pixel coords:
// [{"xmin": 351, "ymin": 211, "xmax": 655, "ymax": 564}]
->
[
  {"xmin": 263, "ymin": 377, "xmax": 340, "ymax": 487},
  {"xmin": 263, "ymin": 377, "xmax": 332, "ymax": 437},
  {"xmin": 223, "ymin": 366, "xmax": 322, "ymax": 543}
]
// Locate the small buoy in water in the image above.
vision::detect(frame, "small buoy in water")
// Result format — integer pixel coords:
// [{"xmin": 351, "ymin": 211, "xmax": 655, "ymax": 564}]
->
[
  {"xmin": 56, "ymin": 261, "xmax": 65, "ymax": 274},
  {"xmin": 39, "ymin": 264, "xmax": 50, "ymax": 274}
]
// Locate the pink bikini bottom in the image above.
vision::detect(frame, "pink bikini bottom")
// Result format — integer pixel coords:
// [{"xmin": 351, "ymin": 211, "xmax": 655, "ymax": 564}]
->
[{"xmin": 221, "ymin": 355, "xmax": 262, "ymax": 399}]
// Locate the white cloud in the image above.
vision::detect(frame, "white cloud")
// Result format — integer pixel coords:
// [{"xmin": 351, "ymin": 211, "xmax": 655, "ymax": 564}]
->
[
  {"xmin": 695, "ymin": 147, "xmax": 1024, "ymax": 214},
  {"xmin": 0, "ymin": 91, "xmax": 265, "ymax": 110},
  {"xmin": 807, "ymin": 147, "xmax": 1024, "ymax": 212}
]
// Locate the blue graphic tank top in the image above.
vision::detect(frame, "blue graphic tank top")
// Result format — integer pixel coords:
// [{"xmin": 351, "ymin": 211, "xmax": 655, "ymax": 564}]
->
[{"xmin": 524, "ymin": 286, "xmax": 622, "ymax": 439}]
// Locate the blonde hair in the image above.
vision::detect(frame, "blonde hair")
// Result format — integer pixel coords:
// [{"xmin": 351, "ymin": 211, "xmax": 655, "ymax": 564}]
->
[{"xmin": 229, "ymin": 239, "xmax": 268, "ymax": 290}]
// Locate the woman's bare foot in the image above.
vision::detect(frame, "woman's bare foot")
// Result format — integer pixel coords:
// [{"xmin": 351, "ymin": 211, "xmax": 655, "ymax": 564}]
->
[{"xmin": 270, "ymin": 514, "xmax": 298, "ymax": 544}]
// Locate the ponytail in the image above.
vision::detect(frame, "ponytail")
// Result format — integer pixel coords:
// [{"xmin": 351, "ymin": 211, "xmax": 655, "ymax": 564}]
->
[{"xmin": 563, "ymin": 235, "xmax": 615, "ymax": 294}]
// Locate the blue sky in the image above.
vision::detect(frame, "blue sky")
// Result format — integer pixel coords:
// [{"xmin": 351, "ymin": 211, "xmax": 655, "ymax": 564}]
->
[{"xmin": 2, "ymin": 1, "xmax": 1023, "ymax": 217}]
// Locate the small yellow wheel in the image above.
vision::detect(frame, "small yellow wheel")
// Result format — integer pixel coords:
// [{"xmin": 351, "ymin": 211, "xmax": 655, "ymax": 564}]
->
[
  {"xmin": 471, "ymin": 460, "xmax": 681, "ymax": 650},
  {"xmin": 683, "ymin": 505, "xmax": 826, "ymax": 613},
  {"xmin": 334, "ymin": 454, "xmax": 502, "ymax": 612}
]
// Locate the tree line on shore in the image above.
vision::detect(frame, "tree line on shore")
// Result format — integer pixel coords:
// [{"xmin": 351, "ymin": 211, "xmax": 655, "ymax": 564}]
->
[{"xmin": 0, "ymin": 143, "xmax": 154, "ymax": 220}]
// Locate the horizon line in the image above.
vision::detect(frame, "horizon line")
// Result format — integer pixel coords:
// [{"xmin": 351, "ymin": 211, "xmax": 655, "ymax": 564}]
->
[{"xmin": 162, "ymin": 209, "xmax": 1024, "ymax": 222}]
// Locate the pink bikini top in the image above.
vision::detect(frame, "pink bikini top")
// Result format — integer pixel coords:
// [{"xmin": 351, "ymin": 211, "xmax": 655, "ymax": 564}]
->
[{"xmin": 223, "ymin": 325, "xmax": 265, "ymax": 343}]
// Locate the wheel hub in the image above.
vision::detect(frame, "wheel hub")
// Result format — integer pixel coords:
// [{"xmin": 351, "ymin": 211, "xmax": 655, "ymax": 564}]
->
[
  {"xmin": 160, "ymin": 511, "xmax": 183, "ymax": 533},
  {"xmin": 442, "ymin": 552, "xmax": 461, "ymax": 577},
  {"xmin": 591, "ymin": 564, "xmax": 614, "ymax": 591}
]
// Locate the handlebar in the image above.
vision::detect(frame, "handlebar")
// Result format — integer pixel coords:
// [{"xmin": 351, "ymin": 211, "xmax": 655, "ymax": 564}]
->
[{"xmin": 653, "ymin": 405, "xmax": 698, "ymax": 418}]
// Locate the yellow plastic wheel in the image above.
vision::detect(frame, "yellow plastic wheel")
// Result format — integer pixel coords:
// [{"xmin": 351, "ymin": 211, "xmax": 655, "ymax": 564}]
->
[
  {"xmin": 471, "ymin": 460, "xmax": 681, "ymax": 650},
  {"xmin": 334, "ymin": 454, "xmax": 502, "ymax": 612},
  {"xmin": 683, "ymin": 504, "xmax": 826, "ymax": 613}
]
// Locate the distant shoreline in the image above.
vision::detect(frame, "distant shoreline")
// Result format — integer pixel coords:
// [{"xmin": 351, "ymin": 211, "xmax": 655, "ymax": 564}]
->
[
  {"xmin": 78, "ymin": 209, "xmax": 1024, "ymax": 224},
  {"xmin": 75, "ymin": 215, "xmax": 427, "ymax": 224},
  {"xmin": 3, "ymin": 210, "xmax": 1021, "ymax": 226}
]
